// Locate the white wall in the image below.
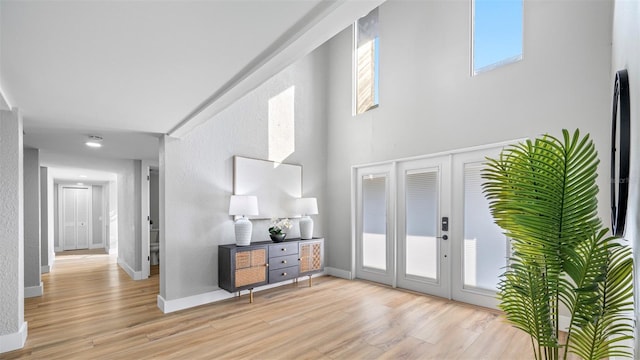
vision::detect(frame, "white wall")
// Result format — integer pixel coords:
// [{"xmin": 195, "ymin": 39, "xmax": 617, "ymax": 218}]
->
[
  {"xmin": 107, "ymin": 180, "xmax": 118, "ymax": 254},
  {"xmin": 116, "ymin": 160, "xmax": 141, "ymax": 275},
  {"xmin": 39, "ymin": 167, "xmax": 48, "ymax": 271},
  {"xmin": 324, "ymin": 0, "xmax": 613, "ymax": 271},
  {"xmin": 150, "ymin": 170, "xmax": 159, "ymax": 229},
  {"xmin": 23, "ymin": 148, "xmax": 41, "ymax": 297},
  {"xmin": 611, "ymin": 0, "xmax": 640, "ymax": 351},
  {"xmin": 0, "ymin": 109, "xmax": 26, "ymax": 352},
  {"xmin": 39, "ymin": 167, "xmax": 53, "ymax": 272},
  {"xmin": 161, "ymin": 45, "xmax": 328, "ymax": 301}
]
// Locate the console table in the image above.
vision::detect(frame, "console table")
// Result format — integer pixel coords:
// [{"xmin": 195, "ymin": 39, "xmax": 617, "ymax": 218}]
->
[{"xmin": 218, "ymin": 238, "xmax": 324, "ymax": 303}]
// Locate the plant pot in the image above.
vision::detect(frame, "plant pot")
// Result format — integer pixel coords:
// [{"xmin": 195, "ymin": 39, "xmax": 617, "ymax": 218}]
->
[{"xmin": 270, "ymin": 233, "xmax": 286, "ymax": 242}]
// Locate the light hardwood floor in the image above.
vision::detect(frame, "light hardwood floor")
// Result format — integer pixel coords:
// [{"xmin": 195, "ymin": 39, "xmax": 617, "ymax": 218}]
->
[{"xmin": 4, "ymin": 251, "xmax": 544, "ymax": 359}]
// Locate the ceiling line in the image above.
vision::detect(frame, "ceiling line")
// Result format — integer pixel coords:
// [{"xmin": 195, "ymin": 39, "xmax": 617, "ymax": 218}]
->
[{"xmin": 166, "ymin": 0, "xmax": 342, "ymax": 138}]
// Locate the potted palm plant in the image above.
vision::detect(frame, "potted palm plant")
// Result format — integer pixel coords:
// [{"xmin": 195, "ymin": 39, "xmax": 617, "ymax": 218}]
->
[{"xmin": 482, "ymin": 129, "xmax": 633, "ymax": 359}]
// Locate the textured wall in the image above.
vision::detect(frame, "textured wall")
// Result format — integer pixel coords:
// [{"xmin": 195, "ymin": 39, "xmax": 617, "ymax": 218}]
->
[
  {"xmin": 325, "ymin": 0, "xmax": 613, "ymax": 272},
  {"xmin": 0, "ymin": 109, "xmax": 25, "ymax": 336},
  {"xmin": 23, "ymin": 148, "xmax": 41, "ymax": 290},
  {"xmin": 611, "ymin": 0, "xmax": 640, "ymax": 351},
  {"xmin": 40, "ymin": 167, "xmax": 49, "ymax": 270},
  {"xmin": 161, "ymin": 45, "xmax": 328, "ymax": 301},
  {"xmin": 149, "ymin": 171, "xmax": 159, "ymax": 228},
  {"xmin": 117, "ymin": 160, "xmax": 141, "ymax": 271}
]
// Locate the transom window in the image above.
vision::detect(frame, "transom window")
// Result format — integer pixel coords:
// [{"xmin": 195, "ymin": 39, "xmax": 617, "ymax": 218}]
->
[
  {"xmin": 354, "ymin": 8, "xmax": 379, "ymax": 115},
  {"xmin": 472, "ymin": 0, "xmax": 523, "ymax": 74}
]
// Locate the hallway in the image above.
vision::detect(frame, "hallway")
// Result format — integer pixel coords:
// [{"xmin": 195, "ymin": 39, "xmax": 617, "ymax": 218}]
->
[{"xmin": 4, "ymin": 251, "xmax": 547, "ymax": 359}]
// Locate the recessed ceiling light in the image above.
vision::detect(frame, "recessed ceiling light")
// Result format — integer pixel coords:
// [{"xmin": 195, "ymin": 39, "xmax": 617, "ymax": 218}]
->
[
  {"xmin": 86, "ymin": 135, "xmax": 103, "ymax": 148},
  {"xmin": 79, "ymin": 175, "xmax": 87, "ymax": 178},
  {"xmin": 77, "ymin": 182, "xmax": 84, "ymax": 186}
]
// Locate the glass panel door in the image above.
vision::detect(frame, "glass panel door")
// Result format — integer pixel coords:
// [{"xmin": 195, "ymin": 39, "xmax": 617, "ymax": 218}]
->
[
  {"xmin": 397, "ymin": 156, "xmax": 450, "ymax": 298},
  {"xmin": 462, "ymin": 163, "xmax": 507, "ymax": 291},
  {"xmin": 451, "ymin": 147, "xmax": 508, "ymax": 309},
  {"xmin": 356, "ymin": 165, "xmax": 394, "ymax": 285},
  {"xmin": 362, "ymin": 175, "xmax": 387, "ymax": 270}
]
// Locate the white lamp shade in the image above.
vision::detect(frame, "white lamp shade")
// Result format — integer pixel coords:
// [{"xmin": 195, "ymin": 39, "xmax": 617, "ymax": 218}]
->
[
  {"xmin": 297, "ymin": 197, "xmax": 318, "ymax": 215},
  {"xmin": 229, "ymin": 195, "xmax": 259, "ymax": 216}
]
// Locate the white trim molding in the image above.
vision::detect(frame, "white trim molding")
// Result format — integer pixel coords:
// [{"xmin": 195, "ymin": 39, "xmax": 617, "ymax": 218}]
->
[
  {"xmin": 325, "ymin": 267, "xmax": 352, "ymax": 280},
  {"xmin": 24, "ymin": 282, "xmax": 43, "ymax": 298},
  {"xmin": 0, "ymin": 321, "xmax": 27, "ymax": 353},
  {"xmin": 117, "ymin": 257, "xmax": 145, "ymax": 281}
]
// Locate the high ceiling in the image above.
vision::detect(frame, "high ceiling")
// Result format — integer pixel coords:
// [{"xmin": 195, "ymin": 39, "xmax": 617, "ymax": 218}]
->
[{"xmin": 1, "ymin": 0, "xmax": 383, "ymax": 171}]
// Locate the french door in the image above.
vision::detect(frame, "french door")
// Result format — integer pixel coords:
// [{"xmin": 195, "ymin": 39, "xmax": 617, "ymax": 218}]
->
[
  {"xmin": 396, "ymin": 156, "xmax": 450, "ymax": 298},
  {"xmin": 355, "ymin": 164, "xmax": 395, "ymax": 286},
  {"xmin": 451, "ymin": 147, "xmax": 508, "ymax": 308},
  {"xmin": 355, "ymin": 145, "xmax": 510, "ymax": 309},
  {"xmin": 60, "ymin": 186, "xmax": 92, "ymax": 251}
]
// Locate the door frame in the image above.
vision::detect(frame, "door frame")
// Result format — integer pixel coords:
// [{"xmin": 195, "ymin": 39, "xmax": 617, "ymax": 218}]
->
[{"xmin": 351, "ymin": 138, "xmax": 525, "ymax": 309}]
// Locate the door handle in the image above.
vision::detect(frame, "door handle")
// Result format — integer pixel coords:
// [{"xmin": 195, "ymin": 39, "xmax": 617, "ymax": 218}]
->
[{"xmin": 436, "ymin": 235, "xmax": 448, "ymax": 240}]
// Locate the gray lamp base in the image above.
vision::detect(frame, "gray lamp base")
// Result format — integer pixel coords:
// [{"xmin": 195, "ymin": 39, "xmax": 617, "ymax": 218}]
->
[
  {"xmin": 299, "ymin": 216, "xmax": 313, "ymax": 239},
  {"xmin": 235, "ymin": 217, "xmax": 253, "ymax": 246}
]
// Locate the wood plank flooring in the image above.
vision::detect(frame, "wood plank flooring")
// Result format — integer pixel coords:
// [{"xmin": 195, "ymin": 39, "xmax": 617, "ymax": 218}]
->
[{"xmin": 3, "ymin": 251, "xmax": 545, "ymax": 359}]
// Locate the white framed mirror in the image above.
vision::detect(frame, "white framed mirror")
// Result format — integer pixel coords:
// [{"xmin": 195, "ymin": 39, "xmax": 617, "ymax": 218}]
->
[{"xmin": 233, "ymin": 156, "xmax": 302, "ymax": 219}]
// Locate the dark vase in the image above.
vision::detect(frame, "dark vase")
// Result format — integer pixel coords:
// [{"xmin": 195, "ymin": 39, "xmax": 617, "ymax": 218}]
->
[{"xmin": 270, "ymin": 233, "xmax": 286, "ymax": 242}]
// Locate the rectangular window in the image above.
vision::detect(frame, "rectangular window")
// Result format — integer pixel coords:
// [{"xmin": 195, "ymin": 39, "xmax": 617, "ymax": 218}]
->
[
  {"xmin": 472, "ymin": 0, "xmax": 523, "ymax": 74},
  {"xmin": 354, "ymin": 8, "xmax": 379, "ymax": 114},
  {"xmin": 405, "ymin": 170, "xmax": 438, "ymax": 280}
]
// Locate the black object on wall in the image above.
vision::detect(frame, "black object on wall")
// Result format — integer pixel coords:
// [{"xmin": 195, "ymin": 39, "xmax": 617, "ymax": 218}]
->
[{"xmin": 610, "ymin": 69, "xmax": 630, "ymax": 237}]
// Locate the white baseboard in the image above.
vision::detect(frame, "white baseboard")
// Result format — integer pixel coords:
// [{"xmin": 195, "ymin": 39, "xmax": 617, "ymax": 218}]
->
[
  {"xmin": 325, "ymin": 267, "xmax": 352, "ymax": 280},
  {"xmin": 41, "ymin": 265, "xmax": 50, "ymax": 273},
  {"xmin": 0, "ymin": 321, "xmax": 27, "ymax": 353},
  {"xmin": 158, "ymin": 289, "xmax": 234, "ymax": 313},
  {"xmin": 117, "ymin": 257, "xmax": 145, "ymax": 281},
  {"xmin": 24, "ymin": 282, "xmax": 43, "ymax": 298},
  {"xmin": 158, "ymin": 273, "xmax": 328, "ymax": 314}
]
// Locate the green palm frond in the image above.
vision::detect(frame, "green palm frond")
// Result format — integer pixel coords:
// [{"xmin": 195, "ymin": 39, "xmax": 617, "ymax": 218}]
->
[
  {"xmin": 482, "ymin": 129, "xmax": 633, "ymax": 360},
  {"xmin": 569, "ymin": 243, "xmax": 634, "ymax": 359}
]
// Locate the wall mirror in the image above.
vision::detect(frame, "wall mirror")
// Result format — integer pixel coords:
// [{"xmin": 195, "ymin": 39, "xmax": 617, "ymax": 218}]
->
[
  {"xmin": 233, "ymin": 156, "xmax": 302, "ymax": 219},
  {"xmin": 610, "ymin": 69, "xmax": 630, "ymax": 237}
]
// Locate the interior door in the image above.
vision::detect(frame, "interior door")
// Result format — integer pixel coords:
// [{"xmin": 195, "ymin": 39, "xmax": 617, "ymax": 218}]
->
[
  {"xmin": 61, "ymin": 186, "xmax": 92, "ymax": 250},
  {"xmin": 396, "ymin": 156, "xmax": 451, "ymax": 298},
  {"xmin": 355, "ymin": 164, "xmax": 394, "ymax": 286}
]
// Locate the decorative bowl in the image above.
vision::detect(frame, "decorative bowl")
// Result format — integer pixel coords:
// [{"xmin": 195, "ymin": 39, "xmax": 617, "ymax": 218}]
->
[{"xmin": 270, "ymin": 233, "xmax": 286, "ymax": 242}]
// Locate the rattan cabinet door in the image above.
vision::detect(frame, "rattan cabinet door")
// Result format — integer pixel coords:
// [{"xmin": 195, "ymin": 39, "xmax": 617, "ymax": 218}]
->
[
  {"xmin": 235, "ymin": 248, "xmax": 267, "ymax": 288},
  {"xmin": 299, "ymin": 239, "xmax": 324, "ymax": 276},
  {"xmin": 218, "ymin": 244, "xmax": 269, "ymax": 292}
]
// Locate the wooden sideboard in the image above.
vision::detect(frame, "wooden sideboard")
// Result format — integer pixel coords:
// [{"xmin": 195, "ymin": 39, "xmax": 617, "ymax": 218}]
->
[{"xmin": 218, "ymin": 238, "xmax": 324, "ymax": 303}]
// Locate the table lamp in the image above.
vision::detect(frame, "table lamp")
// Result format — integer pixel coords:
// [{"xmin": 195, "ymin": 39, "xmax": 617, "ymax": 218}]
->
[
  {"xmin": 298, "ymin": 197, "xmax": 318, "ymax": 239},
  {"xmin": 229, "ymin": 195, "xmax": 259, "ymax": 246}
]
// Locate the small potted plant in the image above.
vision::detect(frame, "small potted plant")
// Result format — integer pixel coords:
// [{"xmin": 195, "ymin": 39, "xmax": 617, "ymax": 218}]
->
[{"xmin": 269, "ymin": 218, "xmax": 292, "ymax": 242}]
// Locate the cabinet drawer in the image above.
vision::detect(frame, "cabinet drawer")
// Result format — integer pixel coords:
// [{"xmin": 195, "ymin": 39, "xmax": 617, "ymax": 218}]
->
[
  {"xmin": 269, "ymin": 253, "xmax": 299, "ymax": 270},
  {"xmin": 269, "ymin": 266, "xmax": 299, "ymax": 283},
  {"xmin": 268, "ymin": 242, "xmax": 298, "ymax": 257}
]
